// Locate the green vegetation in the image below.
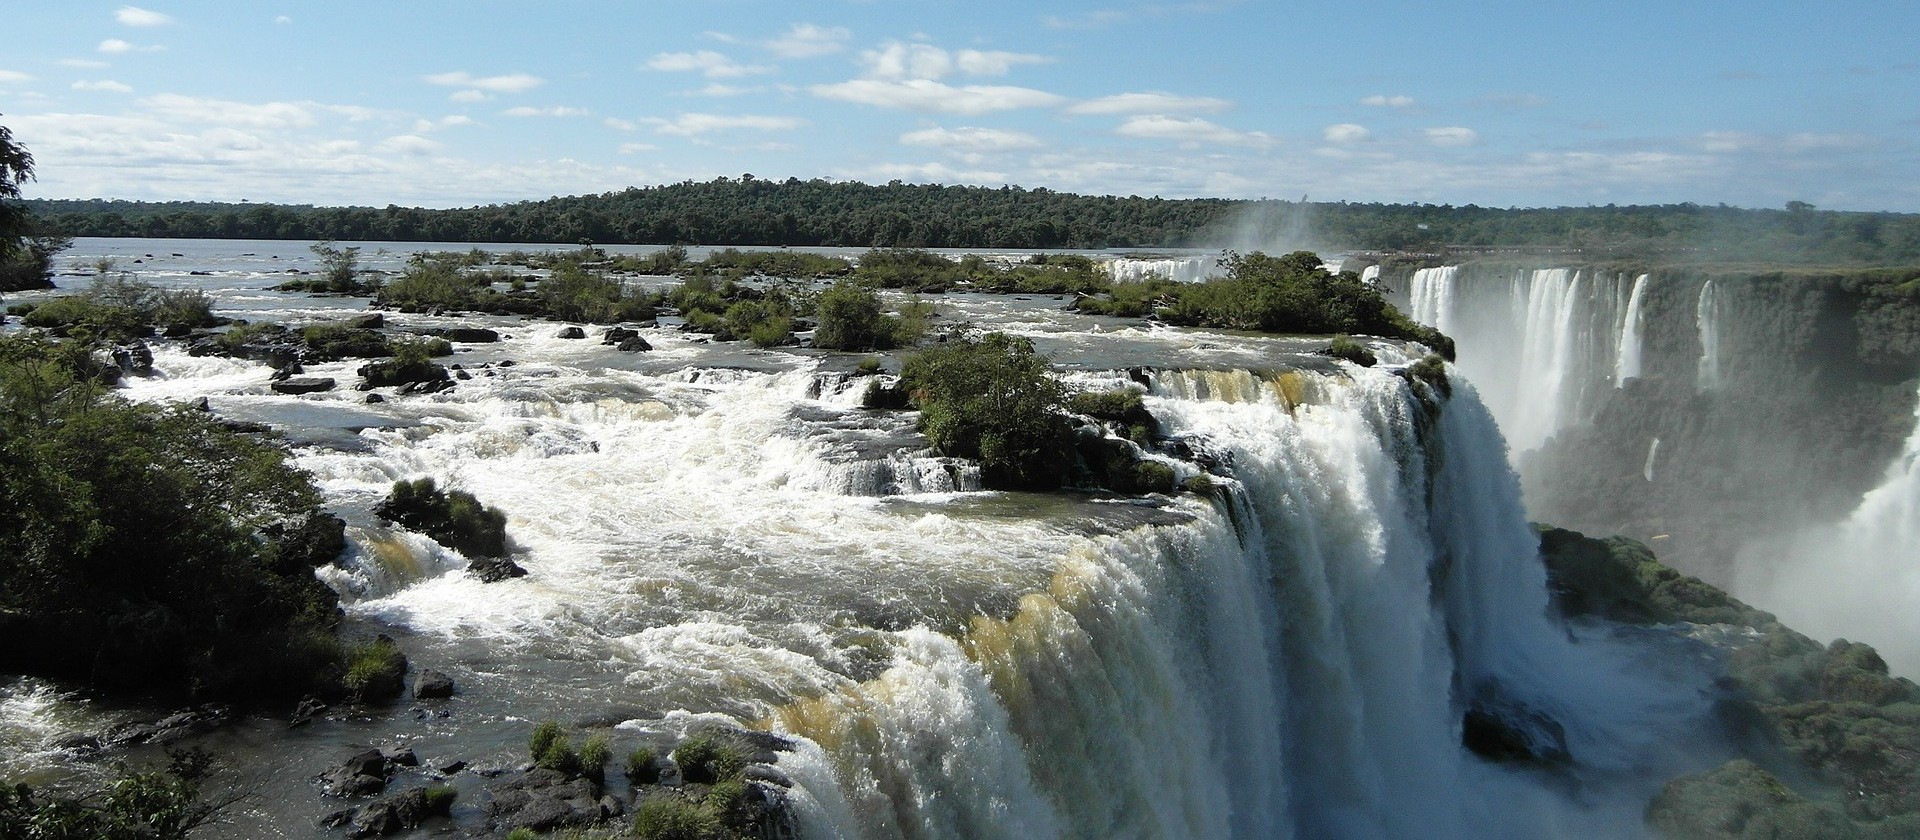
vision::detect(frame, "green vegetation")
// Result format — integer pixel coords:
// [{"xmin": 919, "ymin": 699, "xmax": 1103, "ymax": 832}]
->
[
  {"xmin": 899, "ymin": 332, "xmax": 1073, "ymax": 489},
  {"xmin": 540, "ymin": 261, "xmax": 656, "ymax": 323},
  {"xmin": 1325, "ymin": 335, "xmax": 1378, "ymax": 367},
  {"xmin": 374, "ymin": 477, "xmax": 509, "ymax": 558},
  {"xmin": 32, "ymin": 179, "xmax": 1920, "ymax": 266},
  {"xmin": 812, "ymin": 280, "xmax": 926, "ymax": 351},
  {"xmin": 21, "ymin": 268, "xmax": 222, "ymax": 338},
  {"xmin": 1, "ymin": 123, "xmax": 70, "ymax": 292},
  {"xmin": 0, "ymin": 748, "xmax": 229, "ymax": 840},
  {"xmin": 1537, "ymin": 526, "xmax": 1920, "ymax": 837},
  {"xmin": 626, "ymin": 747, "xmax": 661, "ymax": 784},
  {"xmin": 1077, "ymin": 250, "xmax": 1454, "ymax": 357},
  {"xmin": 631, "ymin": 796, "xmax": 726, "ymax": 840},
  {"xmin": 276, "ymin": 241, "xmax": 378, "ymax": 294},
  {"xmin": 671, "ymin": 734, "xmax": 748, "ymax": 785},
  {"xmin": 0, "ymin": 333, "xmax": 348, "ymax": 700},
  {"xmin": 1068, "ymin": 388, "xmax": 1156, "ymax": 444},
  {"xmin": 579, "ymin": 734, "xmax": 613, "ymax": 784},
  {"xmin": 341, "ymin": 637, "xmax": 408, "ymax": 703}
]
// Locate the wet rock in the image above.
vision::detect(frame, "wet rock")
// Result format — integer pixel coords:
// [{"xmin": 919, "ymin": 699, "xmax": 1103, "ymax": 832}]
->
[
  {"xmin": 340, "ymin": 786, "xmax": 450, "ymax": 838},
  {"xmin": 381, "ymin": 747, "xmax": 420, "ymax": 768},
  {"xmin": 397, "ymin": 378, "xmax": 455, "ymax": 395},
  {"xmin": 412, "ymin": 670, "xmax": 456, "ymax": 700},
  {"xmin": 439, "ymin": 327, "xmax": 498, "ymax": 343},
  {"xmin": 291, "ymin": 696, "xmax": 329, "ymax": 728},
  {"xmin": 557, "ymin": 326, "xmax": 586, "ymax": 339},
  {"xmin": 1462, "ymin": 697, "xmax": 1570, "ymax": 764},
  {"xmin": 112, "ymin": 341, "xmax": 154, "ymax": 376},
  {"xmin": 616, "ymin": 336, "xmax": 653, "ymax": 352},
  {"xmin": 162, "ymin": 323, "xmax": 194, "ymax": 338},
  {"xmin": 358, "ymin": 359, "xmax": 447, "ymax": 388},
  {"xmin": 437, "ymin": 760, "xmax": 468, "ymax": 775},
  {"xmin": 273, "ymin": 377, "xmax": 337, "ymax": 395},
  {"xmin": 363, "ymin": 393, "xmax": 385, "ymax": 404},
  {"xmin": 601, "ymin": 326, "xmax": 638, "ymax": 344},
  {"xmin": 348, "ymin": 313, "xmax": 384, "ymax": 330},
  {"xmin": 50, "ymin": 732, "xmax": 102, "ymax": 758},
  {"xmin": 485, "ymin": 768, "xmax": 602, "ymax": 832},
  {"xmin": 320, "ymin": 749, "xmax": 393, "ymax": 797},
  {"xmin": 467, "ymin": 556, "xmax": 528, "ymax": 583}
]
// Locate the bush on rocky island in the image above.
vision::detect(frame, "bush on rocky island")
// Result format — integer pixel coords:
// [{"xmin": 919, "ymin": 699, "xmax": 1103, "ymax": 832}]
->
[
  {"xmin": 375, "ymin": 476, "xmax": 509, "ymax": 558},
  {"xmin": 900, "ymin": 332, "xmax": 1073, "ymax": 489}
]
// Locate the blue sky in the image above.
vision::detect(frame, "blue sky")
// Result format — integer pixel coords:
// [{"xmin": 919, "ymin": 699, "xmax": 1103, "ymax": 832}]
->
[{"xmin": 2, "ymin": 1, "xmax": 1917, "ymax": 211}]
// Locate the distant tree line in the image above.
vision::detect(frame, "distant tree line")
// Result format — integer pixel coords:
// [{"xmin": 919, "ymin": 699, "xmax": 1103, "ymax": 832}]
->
[{"xmin": 21, "ymin": 177, "xmax": 1920, "ymax": 265}]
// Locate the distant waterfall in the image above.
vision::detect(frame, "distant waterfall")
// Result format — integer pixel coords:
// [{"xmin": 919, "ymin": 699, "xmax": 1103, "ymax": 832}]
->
[
  {"xmin": 1510, "ymin": 269, "xmax": 1584, "ymax": 453},
  {"xmin": 1360, "ymin": 265, "xmax": 1382, "ymax": 286},
  {"xmin": 1740, "ymin": 382, "xmax": 1920, "ymax": 677},
  {"xmin": 780, "ymin": 367, "xmax": 1711, "ymax": 839},
  {"xmin": 1614, "ymin": 274, "xmax": 1649, "ymax": 385},
  {"xmin": 1408, "ymin": 266, "xmax": 1459, "ymax": 336},
  {"xmin": 1695, "ymin": 281, "xmax": 1722, "ymax": 391},
  {"xmin": 1106, "ymin": 257, "xmax": 1218, "ymax": 284}
]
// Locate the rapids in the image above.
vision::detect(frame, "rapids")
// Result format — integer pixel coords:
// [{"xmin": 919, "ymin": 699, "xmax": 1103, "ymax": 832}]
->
[{"xmin": 1, "ymin": 240, "xmax": 1733, "ymax": 838}]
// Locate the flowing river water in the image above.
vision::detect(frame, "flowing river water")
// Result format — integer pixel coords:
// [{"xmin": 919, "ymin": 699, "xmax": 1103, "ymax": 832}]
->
[{"xmin": 0, "ymin": 239, "xmax": 1734, "ymax": 839}]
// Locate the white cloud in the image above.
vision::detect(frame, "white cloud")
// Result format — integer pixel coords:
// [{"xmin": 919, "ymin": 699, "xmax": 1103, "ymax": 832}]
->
[
  {"xmin": 502, "ymin": 106, "xmax": 590, "ymax": 118},
  {"xmin": 1361, "ymin": 94, "xmax": 1416, "ymax": 108},
  {"xmin": 449, "ymin": 90, "xmax": 489, "ymax": 103},
  {"xmin": 648, "ymin": 113, "xmax": 805, "ymax": 136},
  {"xmin": 954, "ymin": 50, "xmax": 1053, "ymax": 76},
  {"xmin": 604, "ymin": 117, "xmax": 639, "ymax": 131},
  {"xmin": 1068, "ymin": 92, "xmax": 1231, "ymax": 115},
  {"xmin": 142, "ymin": 94, "xmax": 316, "ymax": 129},
  {"xmin": 98, "ymin": 39, "xmax": 163, "ymax": 54},
  {"xmin": 689, "ymin": 83, "xmax": 762, "ymax": 97},
  {"xmin": 1323, "ymin": 123, "xmax": 1371, "ymax": 144},
  {"xmin": 73, "ymin": 79, "xmax": 134, "ymax": 94},
  {"xmin": 412, "ymin": 115, "xmax": 475, "ymax": 132},
  {"xmin": 59, "ymin": 59, "xmax": 111, "ymax": 69},
  {"xmin": 862, "ymin": 161, "xmax": 1010, "ymax": 184},
  {"xmin": 423, "ymin": 72, "xmax": 543, "ymax": 93},
  {"xmin": 0, "ymin": 70, "xmax": 33, "ymax": 84},
  {"xmin": 812, "ymin": 79, "xmax": 1065, "ymax": 115},
  {"xmin": 1424, "ymin": 126, "xmax": 1478, "ymax": 147},
  {"xmin": 115, "ymin": 6, "xmax": 175, "ymax": 27},
  {"xmin": 862, "ymin": 42, "xmax": 955, "ymax": 80},
  {"xmin": 1117, "ymin": 115, "xmax": 1271, "ymax": 147},
  {"xmin": 901, "ymin": 126, "xmax": 1043, "ymax": 152},
  {"xmin": 377, "ymin": 135, "xmax": 441, "ymax": 156},
  {"xmin": 766, "ymin": 23, "xmax": 851, "ymax": 59},
  {"xmin": 646, "ymin": 51, "xmax": 772, "ymax": 79},
  {"xmin": 619, "ymin": 142, "xmax": 659, "ymax": 154},
  {"xmin": 275, "ymin": 15, "xmax": 291, "ymax": 25}
]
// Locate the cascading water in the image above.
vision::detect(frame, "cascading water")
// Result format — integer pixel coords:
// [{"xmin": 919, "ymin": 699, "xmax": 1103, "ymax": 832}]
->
[
  {"xmin": 1695, "ymin": 280, "xmax": 1722, "ymax": 391},
  {"xmin": 1360, "ymin": 265, "xmax": 1382, "ymax": 286},
  {"xmin": 1105, "ymin": 256, "xmax": 1218, "ymax": 284},
  {"xmin": 1738, "ymin": 383, "xmax": 1920, "ymax": 677},
  {"xmin": 1408, "ymin": 266, "xmax": 1459, "ymax": 337},
  {"xmin": 1614, "ymin": 274, "xmax": 1649, "ymax": 385}
]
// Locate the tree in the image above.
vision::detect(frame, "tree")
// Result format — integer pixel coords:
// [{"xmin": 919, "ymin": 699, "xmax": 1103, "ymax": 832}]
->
[
  {"xmin": 900, "ymin": 332, "xmax": 1074, "ymax": 489},
  {"xmin": 1, "ymin": 119, "xmax": 69, "ymax": 291}
]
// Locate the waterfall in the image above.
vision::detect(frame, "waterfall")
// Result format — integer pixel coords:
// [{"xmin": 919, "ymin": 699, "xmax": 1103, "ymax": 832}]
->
[
  {"xmin": 1106, "ymin": 257, "xmax": 1218, "ymax": 284},
  {"xmin": 1360, "ymin": 265, "xmax": 1381, "ymax": 286},
  {"xmin": 1643, "ymin": 437, "xmax": 1661, "ymax": 482},
  {"xmin": 1509, "ymin": 269, "xmax": 1584, "ymax": 453},
  {"xmin": 1695, "ymin": 281, "xmax": 1721, "ymax": 391},
  {"xmin": 777, "ymin": 366, "xmax": 1712, "ymax": 839},
  {"xmin": 1614, "ymin": 274, "xmax": 1649, "ymax": 385},
  {"xmin": 1408, "ymin": 266, "xmax": 1459, "ymax": 336},
  {"xmin": 1738, "ymin": 382, "xmax": 1920, "ymax": 677}
]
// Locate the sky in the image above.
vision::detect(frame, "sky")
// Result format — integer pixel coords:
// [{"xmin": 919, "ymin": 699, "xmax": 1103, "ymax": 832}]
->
[{"xmin": 2, "ymin": 1, "xmax": 1918, "ymax": 211}]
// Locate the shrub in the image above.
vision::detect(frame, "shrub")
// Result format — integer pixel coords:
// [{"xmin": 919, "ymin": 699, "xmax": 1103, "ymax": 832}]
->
[
  {"xmin": 1407, "ymin": 353, "xmax": 1451, "ymax": 398},
  {"xmin": 900, "ymin": 332, "xmax": 1073, "ymax": 489},
  {"xmin": 632, "ymin": 796, "xmax": 725, "ymax": 840},
  {"xmin": 1326, "ymin": 335, "xmax": 1377, "ymax": 367},
  {"xmin": 747, "ymin": 315, "xmax": 794, "ymax": 348},
  {"xmin": 377, "ymin": 258, "xmax": 482, "ymax": 311},
  {"xmin": 579, "ymin": 733, "xmax": 613, "ymax": 784},
  {"xmin": 374, "ymin": 477, "xmax": 509, "ymax": 558},
  {"xmin": 342, "ymin": 638, "xmax": 408, "ymax": 702},
  {"xmin": 529, "ymin": 721, "xmax": 567, "ymax": 762},
  {"xmin": 626, "ymin": 747, "xmax": 661, "ymax": 784},
  {"xmin": 855, "ymin": 248, "xmax": 962, "ymax": 291},
  {"xmin": 309, "ymin": 241, "xmax": 375, "ymax": 294},
  {"xmin": 300, "ymin": 324, "xmax": 391, "ymax": 360},
  {"xmin": 423, "ymin": 785, "xmax": 457, "ymax": 815},
  {"xmin": 672, "ymin": 734, "xmax": 747, "ymax": 785},
  {"xmin": 814, "ymin": 281, "xmax": 917, "ymax": 351}
]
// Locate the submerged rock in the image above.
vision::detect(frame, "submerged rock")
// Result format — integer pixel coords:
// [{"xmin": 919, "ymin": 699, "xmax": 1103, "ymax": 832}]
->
[
  {"xmin": 412, "ymin": 669, "xmax": 455, "ymax": 700},
  {"xmin": 468, "ymin": 556, "xmax": 528, "ymax": 583},
  {"xmin": 273, "ymin": 376, "xmax": 337, "ymax": 395},
  {"xmin": 616, "ymin": 336, "xmax": 654, "ymax": 352},
  {"xmin": 557, "ymin": 326, "xmax": 586, "ymax": 339}
]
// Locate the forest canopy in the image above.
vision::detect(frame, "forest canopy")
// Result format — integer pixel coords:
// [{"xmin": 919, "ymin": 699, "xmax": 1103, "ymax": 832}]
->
[{"xmin": 22, "ymin": 177, "xmax": 1920, "ymax": 266}]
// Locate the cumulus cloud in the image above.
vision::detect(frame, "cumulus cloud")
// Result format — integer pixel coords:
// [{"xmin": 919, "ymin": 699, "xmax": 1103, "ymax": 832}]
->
[
  {"xmin": 1323, "ymin": 123, "xmax": 1371, "ymax": 144},
  {"xmin": 423, "ymin": 71, "xmax": 543, "ymax": 93},
  {"xmin": 98, "ymin": 39, "xmax": 163, "ymax": 54},
  {"xmin": 858, "ymin": 42, "xmax": 1051, "ymax": 81},
  {"xmin": 1068, "ymin": 91, "xmax": 1232, "ymax": 115},
  {"xmin": 604, "ymin": 117, "xmax": 639, "ymax": 131},
  {"xmin": 449, "ymin": 90, "xmax": 489, "ymax": 103},
  {"xmin": 647, "ymin": 113, "xmax": 805, "ymax": 136},
  {"xmin": 73, "ymin": 79, "xmax": 134, "ymax": 94},
  {"xmin": 766, "ymin": 23, "xmax": 851, "ymax": 58},
  {"xmin": 1361, "ymin": 94, "xmax": 1416, "ymax": 108},
  {"xmin": 646, "ymin": 51, "xmax": 772, "ymax": 79},
  {"xmin": 59, "ymin": 59, "xmax": 111, "ymax": 69},
  {"xmin": 813, "ymin": 79, "xmax": 1064, "ymax": 115},
  {"xmin": 142, "ymin": 94, "xmax": 316, "ymax": 129},
  {"xmin": 0, "ymin": 70, "xmax": 32, "ymax": 84},
  {"xmin": 412, "ymin": 115, "xmax": 475, "ymax": 132},
  {"xmin": 1117, "ymin": 115, "xmax": 1271, "ymax": 147},
  {"xmin": 377, "ymin": 135, "xmax": 441, "ymax": 156},
  {"xmin": 861, "ymin": 161, "xmax": 1010, "ymax": 184},
  {"xmin": 275, "ymin": 15, "xmax": 291, "ymax": 25},
  {"xmin": 1424, "ymin": 126, "xmax": 1478, "ymax": 147},
  {"xmin": 618, "ymin": 142, "xmax": 659, "ymax": 155},
  {"xmin": 502, "ymin": 106, "xmax": 590, "ymax": 118},
  {"xmin": 688, "ymin": 83, "xmax": 761, "ymax": 97},
  {"xmin": 900, "ymin": 126, "xmax": 1043, "ymax": 152},
  {"xmin": 115, "ymin": 6, "xmax": 175, "ymax": 27},
  {"xmin": 954, "ymin": 50, "xmax": 1053, "ymax": 76}
]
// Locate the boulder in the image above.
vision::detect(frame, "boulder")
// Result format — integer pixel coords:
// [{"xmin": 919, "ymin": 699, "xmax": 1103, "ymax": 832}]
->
[
  {"xmin": 342, "ymin": 786, "xmax": 451, "ymax": 838},
  {"xmin": 557, "ymin": 326, "xmax": 586, "ymax": 339},
  {"xmin": 485, "ymin": 768, "xmax": 602, "ymax": 832},
  {"xmin": 273, "ymin": 377, "xmax": 337, "ymax": 395},
  {"xmin": 321, "ymin": 749, "xmax": 394, "ymax": 797},
  {"xmin": 440, "ymin": 327, "xmax": 498, "ymax": 343},
  {"xmin": 357, "ymin": 359, "xmax": 447, "ymax": 388},
  {"xmin": 601, "ymin": 326, "xmax": 638, "ymax": 344},
  {"xmin": 348, "ymin": 313, "xmax": 385, "ymax": 330},
  {"xmin": 412, "ymin": 670, "xmax": 456, "ymax": 700},
  {"xmin": 112, "ymin": 341, "xmax": 154, "ymax": 376},
  {"xmin": 468, "ymin": 556, "xmax": 528, "ymax": 583},
  {"xmin": 616, "ymin": 336, "xmax": 653, "ymax": 352}
]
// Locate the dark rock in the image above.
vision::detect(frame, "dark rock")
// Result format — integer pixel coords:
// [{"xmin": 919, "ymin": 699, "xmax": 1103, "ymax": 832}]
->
[
  {"xmin": 381, "ymin": 747, "xmax": 420, "ymax": 768},
  {"xmin": 438, "ymin": 760, "xmax": 467, "ymax": 775},
  {"xmin": 745, "ymin": 764, "xmax": 794, "ymax": 788},
  {"xmin": 358, "ymin": 359, "xmax": 447, "ymax": 388},
  {"xmin": 291, "ymin": 696, "xmax": 329, "ymax": 728},
  {"xmin": 1462, "ymin": 698, "xmax": 1570, "ymax": 765},
  {"xmin": 440, "ymin": 327, "xmax": 498, "ymax": 343},
  {"xmin": 347, "ymin": 787, "xmax": 434, "ymax": 838},
  {"xmin": 273, "ymin": 377, "xmax": 337, "ymax": 395},
  {"xmin": 364, "ymin": 393, "xmax": 385, "ymax": 404},
  {"xmin": 162, "ymin": 323, "xmax": 193, "ymax": 337},
  {"xmin": 412, "ymin": 670, "xmax": 456, "ymax": 700},
  {"xmin": 467, "ymin": 556, "xmax": 527, "ymax": 583},
  {"xmin": 348, "ymin": 313, "xmax": 385, "ymax": 330},
  {"xmin": 455, "ymin": 370, "xmax": 472, "ymax": 380},
  {"xmin": 485, "ymin": 768, "xmax": 603, "ymax": 832},
  {"xmin": 112, "ymin": 341, "xmax": 154, "ymax": 376},
  {"xmin": 557, "ymin": 326, "xmax": 586, "ymax": 339},
  {"xmin": 398, "ymin": 378, "xmax": 455, "ymax": 395},
  {"xmin": 601, "ymin": 326, "xmax": 638, "ymax": 344},
  {"xmin": 597, "ymin": 795, "xmax": 624, "ymax": 818},
  {"xmin": 50, "ymin": 732, "xmax": 102, "ymax": 757},
  {"xmin": 616, "ymin": 336, "xmax": 653, "ymax": 352},
  {"xmin": 498, "ymin": 359, "xmax": 516, "ymax": 367}
]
